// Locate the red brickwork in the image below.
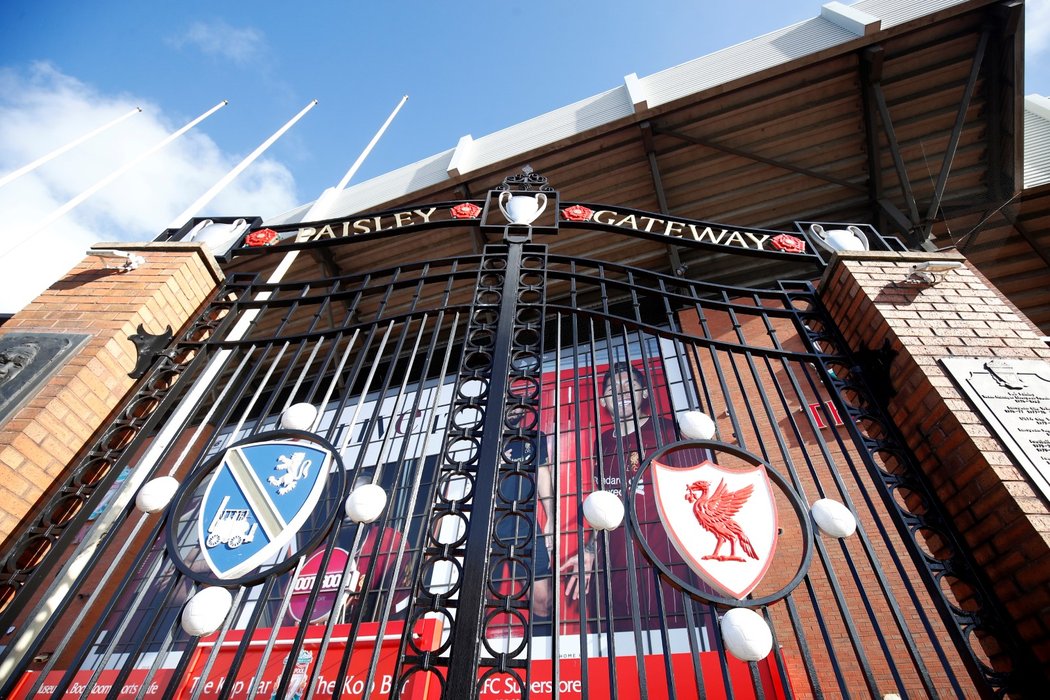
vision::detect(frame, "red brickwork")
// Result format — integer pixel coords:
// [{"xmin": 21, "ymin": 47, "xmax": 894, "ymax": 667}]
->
[
  {"xmin": 0, "ymin": 243, "xmax": 222, "ymax": 547},
  {"xmin": 820, "ymin": 251, "xmax": 1050, "ymax": 674}
]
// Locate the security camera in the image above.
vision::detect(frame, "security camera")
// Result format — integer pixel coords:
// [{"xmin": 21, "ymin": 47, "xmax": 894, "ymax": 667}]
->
[
  {"xmin": 910, "ymin": 261, "xmax": 963, "ymax": 274},
  {"xmin": 907, "ymin": 260, "xmax": 962, "ymax": 284},
  {"xmin": 87, "ymin": 249, "xmax": 144, "ymax": 272}
]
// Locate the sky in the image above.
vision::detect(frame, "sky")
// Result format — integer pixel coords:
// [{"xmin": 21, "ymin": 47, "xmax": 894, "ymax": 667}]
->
[{"xmin": 1, "ymin": 1, "xmax": 1049, "ymax": 313}]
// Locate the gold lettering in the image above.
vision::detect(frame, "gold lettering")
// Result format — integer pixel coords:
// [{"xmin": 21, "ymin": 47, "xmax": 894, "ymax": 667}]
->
[
  {"xmin": 341, "ymin": 222, "xmax": 351, "ymax": 237},
  {"xmin": 663, "ymin": 221, "xmax": 685, "ymax": 237},
  {"xmin": 353, "ymin": 219, "xmax": 371, "ymax": 234},
  {"xmin": 394, "ymin": 211, "xmax": 413, "ymax": 227},
  {"xmin": 639, "ymin": 216, "xmax": 662, "ymax": 233},
  {"xmin": 372, "ymin": 216, "xmax": 384, "ymax": 232},
  {"xmin": 414, "ymin": 207, "xmax": 437, "ymax": 223},
  {"xmin": 616, "ymin": 214, "xmax": 639, "ymax": 229},
  {"xmin": 744, "ymin": 231, "xmax": 770, "ymax": 248},
  {"xmin": 724, "ymin": 232, "xmax": 747, "ymax": 247},
  {"xmin": 315, "ymin": 224, "xmax": 336, "ymax": 240},
  {"xmin": 592, "ymin": 210, "xmax": 618, "ymax": 225},
  {"xmin": 295, "ymin": 228, "xmax": 316, "ymax": 243},
  {"xmin": 694, "ymin": 227, "xmax": 727, "ymax": 244}
]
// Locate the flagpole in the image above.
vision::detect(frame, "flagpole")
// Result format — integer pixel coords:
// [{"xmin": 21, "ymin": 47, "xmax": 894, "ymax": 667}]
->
[
  {"xmin": 336, "ymin": 94, "xmax": 408, "ymax": 192},
  {"xmin": 0, "ymin": 107, "xmax": 142, "ymax": 190},
  {"xmin": 307, "ymin": 94, "xmax": 408, "ymax": 221},
  {"xmin": 167, "ymin": 100, "xmax": 319, "ymax": 230},
  {"xmin": 0, "ymin": 100, "xmax": 228, "ymax": 257}
]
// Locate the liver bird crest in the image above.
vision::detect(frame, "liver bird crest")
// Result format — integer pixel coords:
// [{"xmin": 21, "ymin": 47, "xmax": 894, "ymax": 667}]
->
[{"xmin": 685, "ymin": 479, "xmax": 758, "ymax": 562}]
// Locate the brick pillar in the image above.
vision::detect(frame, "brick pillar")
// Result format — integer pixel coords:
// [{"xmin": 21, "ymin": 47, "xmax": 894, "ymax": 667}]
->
[
  {"xmin": 819, "ymin": 250, "xmax": 1050, "ymax": 672},
  {"xmin": 0, "ymin": 242, "xmax": 222, "ymax": 546}
]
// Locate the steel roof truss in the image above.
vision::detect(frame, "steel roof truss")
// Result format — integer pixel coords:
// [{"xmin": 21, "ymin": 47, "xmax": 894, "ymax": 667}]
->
[
  {"xmin": 860, "ymin": 47, "xmax": 891, "ymax": 239},
  {"xmin": 651, "ymin": 125, "xmax": 867, "ymax": 194},
  {"xmin": 921, "ymin": 28, "xmax": 990, "ymax": 241},
  {"xmin": 639, "ymin": 121, "xmax": 683, "ymax": 277}
]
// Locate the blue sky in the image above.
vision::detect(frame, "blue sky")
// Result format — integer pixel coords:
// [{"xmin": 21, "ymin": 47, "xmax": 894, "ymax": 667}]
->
[
  {"xmin": 1, "ymin": 1, "xmax": 853, "ymax": 201},
  {"xmin": 1, "ymin": 1, "xmax": 1049, "ymax": 312}
]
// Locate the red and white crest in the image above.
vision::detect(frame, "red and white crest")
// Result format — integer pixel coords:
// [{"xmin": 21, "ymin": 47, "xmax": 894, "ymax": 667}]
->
[{"xmin": 652, "ymin": 458, "xmax": 778, "ymax": 599}]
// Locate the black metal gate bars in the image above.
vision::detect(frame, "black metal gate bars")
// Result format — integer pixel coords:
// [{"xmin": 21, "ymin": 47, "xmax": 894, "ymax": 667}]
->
[{"xmin": 0, "ymin": 191, "xmax": 1016, "ymax": 698}]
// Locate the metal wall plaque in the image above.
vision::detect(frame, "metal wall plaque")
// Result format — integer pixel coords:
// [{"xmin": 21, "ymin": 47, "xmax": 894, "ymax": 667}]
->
[
  {"xmin": 0, "ymin": 332, "xmax": 90, "ymax": 426},
  {"xmin": 941, "ymin": 357, "xmax": 1050, "ymax": 503}
]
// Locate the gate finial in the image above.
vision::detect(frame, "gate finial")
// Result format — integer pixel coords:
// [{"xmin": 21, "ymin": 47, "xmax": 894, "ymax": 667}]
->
[{"xmin": 498, "ymin": 165, "xmax": 554, "ymax": 192}]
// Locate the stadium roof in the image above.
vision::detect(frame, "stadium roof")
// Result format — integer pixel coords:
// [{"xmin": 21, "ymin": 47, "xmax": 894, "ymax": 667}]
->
[{"xmin": 222, "ymin": 0, "xmax": 1050, "ymax": 329}]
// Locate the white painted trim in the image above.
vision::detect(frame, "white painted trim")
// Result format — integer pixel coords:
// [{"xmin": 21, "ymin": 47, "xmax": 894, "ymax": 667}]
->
[
  {"xmin": 447, "ymin": 134, "xmax": 475, "ymax": 177},
  {"xmin": 821, "ymin": 1, "xmax": 881, "ymax": 36},
  {"xmin": 1026, "ymin": 94, "xmax": 1050, "ymax": 122},
  {"xmin": 624, "ymin": 72, "xmax": 649, "ymax": 112}
]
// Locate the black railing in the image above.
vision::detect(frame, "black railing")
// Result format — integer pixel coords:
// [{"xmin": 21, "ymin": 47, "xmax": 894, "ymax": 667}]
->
[{"xmin": 0, "ymin": 224, "xmax": 1018, "ymax": 699}]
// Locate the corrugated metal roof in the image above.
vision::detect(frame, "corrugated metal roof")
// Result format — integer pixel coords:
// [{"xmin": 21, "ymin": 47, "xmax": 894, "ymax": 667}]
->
[
  {"xmin": 855, "ymin": 0, "xmax": 970, "ymax": 28},
  {"xmin": 467, "ymin": 88, "xmax": 634, "ymax": 170},
  {"xmin": 1025, "ymin": 95, "xmax": 1050, "ymax": 188},
  {"xmin": 641, "ymin": 19, "xmax": 857, "ymax": 108},
  {"xmin": 265, "ymin": 0, "xmax": 980, "ymax": 226},
  {"xmin": 233, "ymin": 0, "xmax": 1048, "ymax": 332}
]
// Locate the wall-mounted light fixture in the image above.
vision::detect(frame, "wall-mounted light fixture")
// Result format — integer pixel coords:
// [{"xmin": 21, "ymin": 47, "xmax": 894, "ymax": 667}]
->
[
  {"xmin": 906, "ymin": 260, "xmax": 963, "ymax": 284},
  {"xmin": 87, "ymin": 249, "xmax": 144, "ymax": 272}
]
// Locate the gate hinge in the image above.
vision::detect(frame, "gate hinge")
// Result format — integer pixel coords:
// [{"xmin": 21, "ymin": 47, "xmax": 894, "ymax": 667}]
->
[
  {"xmin": 128, "ymin": 324, "xmax": 174, "ymax": 379},
  {"xmin": 853, "ymin": 338, "xmax": 898, "ymax": 406}
]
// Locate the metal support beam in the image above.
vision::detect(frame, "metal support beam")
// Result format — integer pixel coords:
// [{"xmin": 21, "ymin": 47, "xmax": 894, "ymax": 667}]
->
[
  {"xmin": 986, "ymin": 31, "xmax": 1004, "ymax": 203},
  {"xmin": 639, "ymin": 121, "xmax": 684, "ymax": 275},
  {"xmin": 956, "ymin": 207, "xmax": 997, "ymax": 252},
  {"xmin": 652, "ymin": 125, "xmax": 868, "ymax": 193},
  {"xmin": 987, "ymin": 1, "xmax": 1024, "ymax": 202},
  {"xmin": 877, "ymin": 198, "xmax": 915, "ymax": 237},
  {"xmin": 1000, "ymin": 208, "xmax": 1050, "ymax": 269},
  {"xmin": 860, "ymin": 44, "xmax": 920, "ymax": 245},
  {"xmin": 456, "ymin": 181, "xmax": 488, "ymax": 252},
  {"xmin": 308, "ymin": 245, "xmax": 343, "ymax": 279},
  {"xmin": 307, "ymin": 246, "xmax": 351, "ymax": 328},
  {"xmin": 869, "ymin": 82, "xmax": 920, "ymax": 230},
  {"xmin": 860, "ymin": 47, "xmax": 890, "ymax": 236},
  {"xmin": 921, "ymin": 28, "xmax": 989, "ymax": 240}
]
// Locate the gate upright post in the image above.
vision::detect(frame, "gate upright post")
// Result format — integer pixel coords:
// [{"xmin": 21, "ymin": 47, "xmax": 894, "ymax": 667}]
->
[{"xmin": 445, "ymin": 238, "xmax": 526, "ymax": 697}]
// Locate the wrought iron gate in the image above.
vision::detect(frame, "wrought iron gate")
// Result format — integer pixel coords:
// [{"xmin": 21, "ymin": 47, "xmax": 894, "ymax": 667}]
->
[{"xmin": 0, "ymin": 181, "xmax": 1026, "ymax": 698}]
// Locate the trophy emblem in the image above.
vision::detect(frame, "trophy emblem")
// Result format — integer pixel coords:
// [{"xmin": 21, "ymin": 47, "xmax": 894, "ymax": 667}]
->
[{"xmin": 498, "ymin": 190, "xmax": 548, "ymax": 225}]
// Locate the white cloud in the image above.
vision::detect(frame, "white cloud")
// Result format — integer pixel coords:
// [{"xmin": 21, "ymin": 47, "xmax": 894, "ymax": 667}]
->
[
  {"xmin": 0, "ymin": 63, "xmax": 299, "ymax": 313},
  {"xmin": 1029, "ymin": 0, "xmax": 1050, "ymax": 59},
  {"xmin": 170, "ymin": 21, "xmax": 265, "ymax": 65}
]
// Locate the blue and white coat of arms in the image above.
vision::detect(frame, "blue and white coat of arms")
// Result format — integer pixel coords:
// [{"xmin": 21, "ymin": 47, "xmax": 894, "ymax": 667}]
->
[{"xmin": 198, "ymin": 440, "xmax": 333, "ymax": 579}]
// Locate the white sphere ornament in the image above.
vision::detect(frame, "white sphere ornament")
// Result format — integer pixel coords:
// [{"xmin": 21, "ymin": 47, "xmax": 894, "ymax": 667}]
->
[
  {"xmin": 582, "ymin": 490, "xmax": 625, "ymax": 531},
  {"xmin": 135, "ymin": 476, "xmax": 180, "ymax": 514},
  {"xmin": 345, "ymin": 483, "xmax": 388, "ymax": 523},
  {"xmin": 720, "ymin": 607, "xmax": 773, "ymax": 661},
  {"xmin": 811, "ymin": 498, "xmax": 858, "ymax": 538},
  {"xmin": 181, "ymin": 586, "xmax": 232, "ymax": 637},
  {"xmin": 281, "ymin": 402, "xmax": 318, "ymax": 431},
  {"xmin": 679, "ymin": 410, "xmax": 717, "ymax": 440}
]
